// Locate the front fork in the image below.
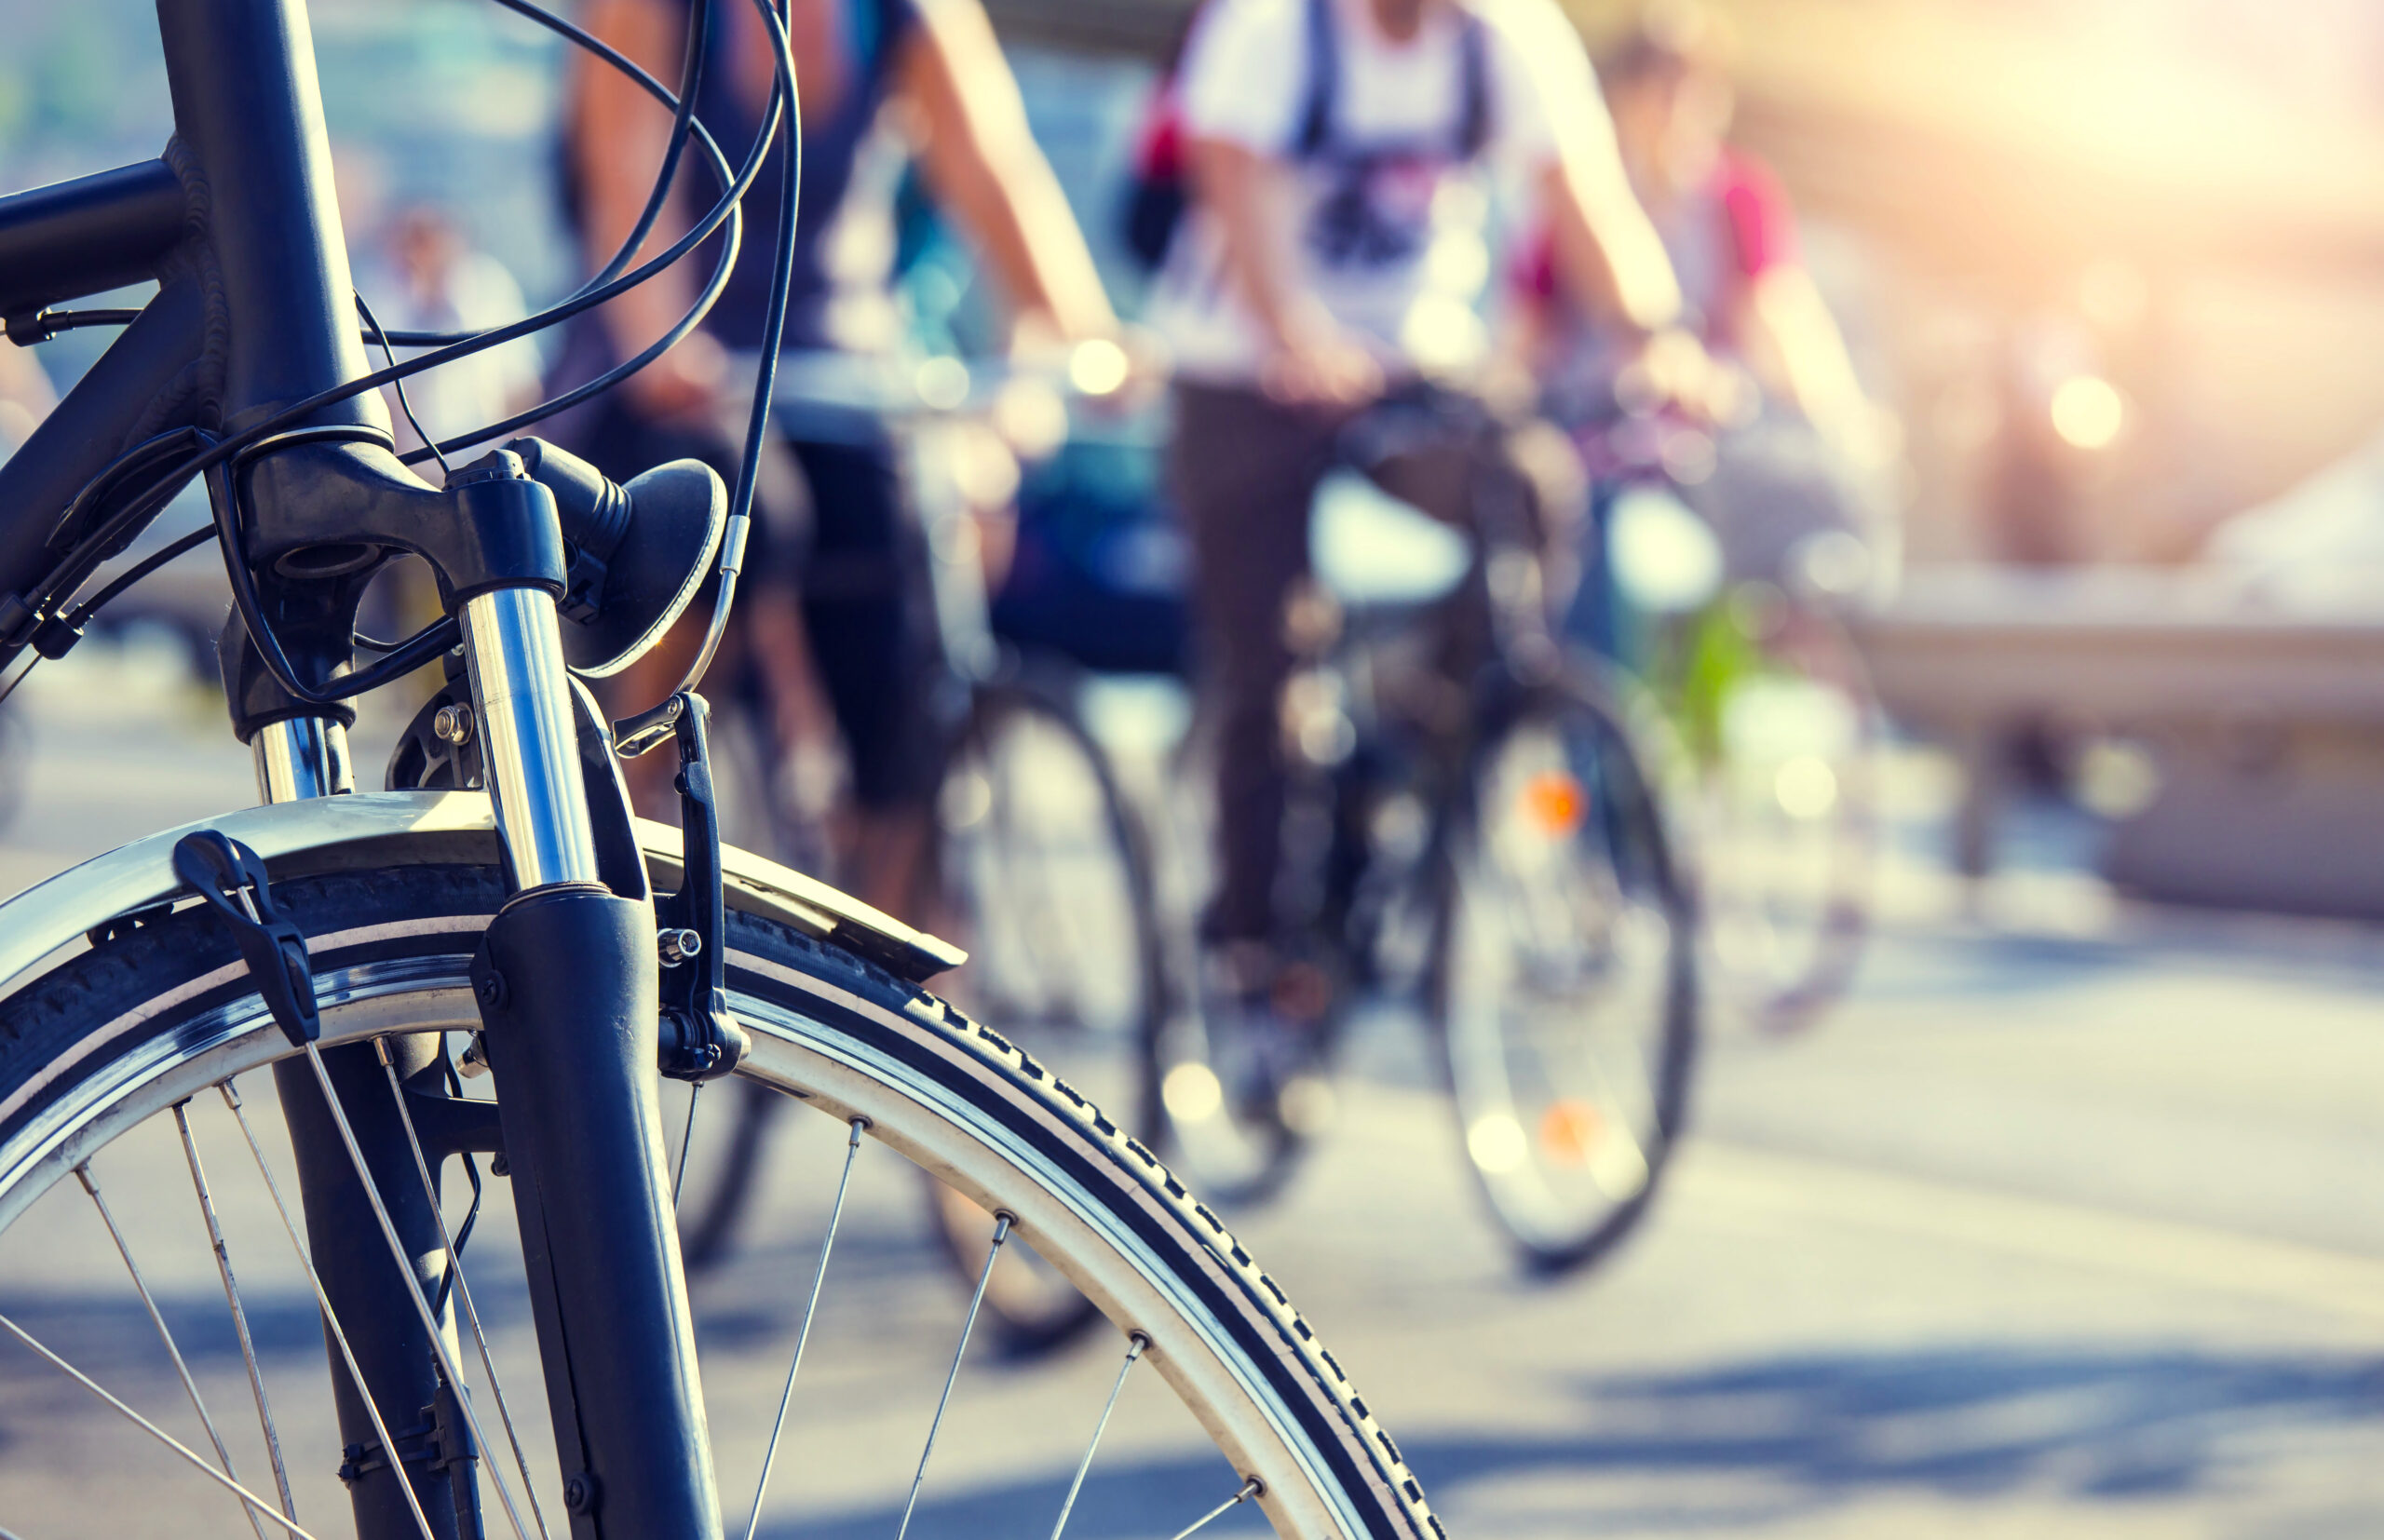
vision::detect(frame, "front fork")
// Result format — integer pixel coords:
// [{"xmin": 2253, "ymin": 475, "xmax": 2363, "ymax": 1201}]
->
[
  {"xmin": 460, "ymin": 586, "xmax": 723, "ymax": 1540},
  {"xmin": 255, "ymin": 717, "xmax": 488, "ymax": 1538},
  {"xmin": 261, "ymin": 582, "xmax": 723, "ymax": 1540}
]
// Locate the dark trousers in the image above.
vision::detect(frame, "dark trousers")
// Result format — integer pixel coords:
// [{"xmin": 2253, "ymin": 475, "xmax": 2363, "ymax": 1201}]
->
[
  {"xmin": 1170, "ymin": 381, "xmax": 1351, "ymax": 943},
  {"xmin": 1170, "ymin": 379, "xmax": 1574, "ymax": 946}
]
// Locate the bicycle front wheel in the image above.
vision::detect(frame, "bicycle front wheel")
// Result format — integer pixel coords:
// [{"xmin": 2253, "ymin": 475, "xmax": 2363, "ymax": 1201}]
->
[
  {"xmin": 1434, "ymin": 672, "xmax": 1699, "ymax": 1273},
  {"xmin": 0, "ymin": 859, "xmax": 1435, "ymax": 1539}
]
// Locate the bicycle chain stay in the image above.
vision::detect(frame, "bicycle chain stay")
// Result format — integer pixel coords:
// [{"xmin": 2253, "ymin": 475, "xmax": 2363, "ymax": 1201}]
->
[
  {"xmin": 169, "ymin": 830, "xmax": 318, "ymax": 1047},
  {"xmin": 654, "ymin": 692, "xmax": 749, "ymax": 1082}
]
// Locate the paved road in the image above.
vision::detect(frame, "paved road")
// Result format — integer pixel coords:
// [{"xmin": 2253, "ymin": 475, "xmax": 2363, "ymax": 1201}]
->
[{"xmin": 2, "ymin": 650, "xmax": 2382, "ymax": 1537}]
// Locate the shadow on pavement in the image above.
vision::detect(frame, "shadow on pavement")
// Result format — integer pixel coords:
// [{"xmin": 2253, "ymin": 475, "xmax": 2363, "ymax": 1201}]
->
[
  {"xmin": 12, "ymin": 1294, "xmax": 2382, "ymax": 1533},
  {"xmin": 1403, "ymin": 1344, "xmax": 2384, "ymax": 1510},
  {"xmin": 749, "ymin": 1449, "xmax": 1262, "ymax": 1539},
  {"xmin": 724, "ymin": 1346, "xmax": 2384, "ymax": 1536}
]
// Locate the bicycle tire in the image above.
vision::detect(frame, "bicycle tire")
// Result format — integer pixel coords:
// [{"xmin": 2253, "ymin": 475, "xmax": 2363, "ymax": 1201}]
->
[
  {"xmin": 0, "ymin": 859, "xmax": 1440, "ymax": 1539},
  {"xmin": 1145, "ymin": 699, "xmax": 1319, "ymax": 1208},
  {"xmin": 1687, "ymin": 589, "xmax": 1877, "ymax": 1034},
  {"xmin": 914, "ymin": 671, "xmax": 1166, "ymax": 1355},
  {"xmin": 1432, "ymin": 669, "xmax": 1699, "ymax": 1274}
]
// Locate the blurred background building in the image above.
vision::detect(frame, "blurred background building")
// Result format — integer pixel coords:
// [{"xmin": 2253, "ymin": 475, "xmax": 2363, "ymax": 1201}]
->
[
  {"xmin": 984, "ymin": 0, "xmax": 2384, "ymax": 565},
  {"xmin": 10, "ymin": 0, "xmax": 2381, "ymax": 560}
]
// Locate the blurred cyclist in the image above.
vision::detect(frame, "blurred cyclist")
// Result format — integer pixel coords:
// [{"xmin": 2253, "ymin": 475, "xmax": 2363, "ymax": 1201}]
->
[
  {"xmin": 558, "ymin": 0, "xmax": 1123, "ymax": 915},
  {"xmin": 1513, "ymin": 3, "xmax": 1889, "ymax": 590},
  {"xmin": 1147, "ymin": 0, "xmax": 1698, "ymax": 1027},
  {"xmin": 369, "ymin": 206, "xmax": 541, "ymax": 466},
  {"xmin": 1523, "ymin": 4, "xmax": 1876, "ymax": 439}
]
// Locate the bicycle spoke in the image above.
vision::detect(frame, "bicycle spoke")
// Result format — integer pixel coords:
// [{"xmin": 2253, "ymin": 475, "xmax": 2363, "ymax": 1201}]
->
[
  {"xmin": 295, "ymin": 1042, "xmax": 533, "ymax": 1540},
  {"xmin": 220, "ymin": 1081, "xmax": 442, "ymax": 1540},
  {"xmin": 893, "ymin": 1210, "xmax": 1012, "ymax": 1540},
  {"xmin": 674, "ymin": 1078, "xmax": 703, "ymax": 1206},
  {"xmin": 740, "ymin": 1117, "xmax": 866, "ymax": 1540},
  {"xmin": 1047, "ymin": 1331, "xmax": 1148, "ymax": 1540},
  {"xmin": 373, "ymin": 1041, "xmax": 552, "ymax": 1540},
  {"xmin": 77, "ymin": 1160, "xmax": 273, "ymax": 1540},
  {"xmin": 0, "ymin": 1310, "xmax": 323, "ymax": 1540},
  {"xmin": 1168, "ymin": 1476, "xmax": 1264, "ymax": 1540},
  {"xmin": 175, "ymin": 1101, "xmax": 299, "ymax": 1525}
]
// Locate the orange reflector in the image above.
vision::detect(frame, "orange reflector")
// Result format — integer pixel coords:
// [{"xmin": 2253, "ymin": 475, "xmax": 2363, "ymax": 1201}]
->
[
  {"xmin": 1520, "ymin": 772, "xmax": 1586, "ymax": 836},
  {"xmin": 1538, "ymin": 1100, "xmax": 1603, "ymax": 1165}
]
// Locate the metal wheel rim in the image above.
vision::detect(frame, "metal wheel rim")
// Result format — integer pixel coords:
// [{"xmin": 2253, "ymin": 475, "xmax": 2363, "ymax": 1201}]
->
[{"xmin": 0, "ymin": 943, "xmax": 1376, "ymax": 1540}]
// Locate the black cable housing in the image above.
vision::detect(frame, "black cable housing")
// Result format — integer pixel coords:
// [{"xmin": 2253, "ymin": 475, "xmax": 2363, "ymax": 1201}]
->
[
  {"xmin": 10, "ymin": 0, "xmax": 802, "ymax": 722},
  {"xmin": 61, "ymin": 524, "xmax": 214, "ymax": 630}
]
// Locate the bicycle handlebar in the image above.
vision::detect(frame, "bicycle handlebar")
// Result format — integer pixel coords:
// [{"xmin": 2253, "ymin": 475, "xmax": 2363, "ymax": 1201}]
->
[{"xmin": 769, "ymin": 340, "xmax": 1140, "ymax": 420}]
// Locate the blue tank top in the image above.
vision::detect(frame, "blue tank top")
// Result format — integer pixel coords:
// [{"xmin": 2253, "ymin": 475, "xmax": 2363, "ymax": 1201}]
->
[{"xmin": 656, "ymin": 0, "xmax": 920, "ymax": 352}]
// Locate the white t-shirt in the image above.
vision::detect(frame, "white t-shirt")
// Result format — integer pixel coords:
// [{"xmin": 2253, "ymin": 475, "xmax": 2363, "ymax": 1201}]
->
[{"xmin": 1149, "ymin": 0, "xmax": 1613, "ymax": 384}]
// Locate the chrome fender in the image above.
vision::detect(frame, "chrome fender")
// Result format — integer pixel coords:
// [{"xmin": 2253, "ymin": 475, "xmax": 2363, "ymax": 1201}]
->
[{"xmin": 0, "ymin": 790, "xmax": 963, "ymax": 1001}]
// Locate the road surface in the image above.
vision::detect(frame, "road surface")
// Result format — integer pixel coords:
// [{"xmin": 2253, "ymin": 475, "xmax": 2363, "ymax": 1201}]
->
[{"xmin": 0, "ymin": 647, "xmax": 2380, "ymax": 1538}]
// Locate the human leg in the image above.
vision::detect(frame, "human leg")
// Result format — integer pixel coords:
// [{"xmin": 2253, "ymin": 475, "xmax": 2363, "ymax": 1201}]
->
[
  {"xmin": 788, "ymin": 431, "xmax": 943, "ymax": 920},
  {"xmin": 1169, "ymin": 382, "xmax": 1344, "ymax": 948}
]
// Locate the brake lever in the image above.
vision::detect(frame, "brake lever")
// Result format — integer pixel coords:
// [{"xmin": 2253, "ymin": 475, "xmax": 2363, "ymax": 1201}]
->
[{"xmin": 654, "ymin": 692, "xmax": 749, "ymax": 1081}]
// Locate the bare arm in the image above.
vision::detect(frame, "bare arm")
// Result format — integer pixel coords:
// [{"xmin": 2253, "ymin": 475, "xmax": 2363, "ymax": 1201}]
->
[
  {"xmin": 897, "ymin": 0, "xmax": 1116, "ymax": 346},
  {"xmin": 1185, "ymin": 135, "xmax": 1380, "ymax": 403},
  {"xmin": 1737, "ymin": 264, "xmax": 1878, "ymax": 458},
  {"xmin": 572, "ymin": 0, "xmax": 726, "ymax": 414},
  {"xmin": 1184, "ymin": 137, "xmax": 1319, "ymax": 354},
  {"xmin": 1537, "ymin": 145, "xmax": 1682, "ymax": 338}
]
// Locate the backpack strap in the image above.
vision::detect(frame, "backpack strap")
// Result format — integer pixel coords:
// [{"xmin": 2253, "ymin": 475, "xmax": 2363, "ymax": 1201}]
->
[
  {"xmin": 1454, "ymin": 7, "xmax": 1490, "ymax": 159},
  {"xmin": 1295, "ymin": 0, "xmax": 1487, "ymax": 162},
  {"xmin": 1158, "ymin": 0, "xmax": 1209, "ymax": 81},
  {"xmin": 1294, "ymin": 0, "xmax": 1337, "ymax": 157}
]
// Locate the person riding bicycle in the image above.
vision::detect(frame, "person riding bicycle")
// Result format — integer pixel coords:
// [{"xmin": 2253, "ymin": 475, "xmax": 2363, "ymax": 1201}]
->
[
  {"xmin": 557, "ymin": 0, "xmax": 1125, "ymax": 915},
  {"xmin": 1510, "ymin": 3, "xmax": 1890, "ymax": 598},
  {"xmin": 1148, "ymin": 0, "xmax": 1701, "ymax": 1054}
]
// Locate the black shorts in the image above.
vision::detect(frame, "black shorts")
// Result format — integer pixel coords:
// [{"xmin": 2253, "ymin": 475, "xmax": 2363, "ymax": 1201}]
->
[{"xmin": 562, "ymin": 393, "xmax": 941, "ymax": 812}]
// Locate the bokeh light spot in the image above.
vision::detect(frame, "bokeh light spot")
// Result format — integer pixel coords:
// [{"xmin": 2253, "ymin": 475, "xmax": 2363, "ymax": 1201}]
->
[{"xmin": 2051, "ymin": 374, "xmax": 2125, "ymax": 449}]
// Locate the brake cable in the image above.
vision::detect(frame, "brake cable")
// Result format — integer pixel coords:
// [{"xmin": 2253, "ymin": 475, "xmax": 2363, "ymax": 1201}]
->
[{"xmin": 6, "ymin": 0, "xmax": 801, "ymax": 719}]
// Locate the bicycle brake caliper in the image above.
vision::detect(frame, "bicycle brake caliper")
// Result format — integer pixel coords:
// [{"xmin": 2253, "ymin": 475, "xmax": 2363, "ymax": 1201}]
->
[
  {"xmin": 652, "ymin": 693, "xmax": 749, "ymax": 1081},
  {"xmin": 169, "ymin": 831, "xmax": 319, "ymax": 1047}
]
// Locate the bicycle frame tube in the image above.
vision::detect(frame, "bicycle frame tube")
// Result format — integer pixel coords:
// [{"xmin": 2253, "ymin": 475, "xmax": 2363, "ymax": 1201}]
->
[
  {"xmin": 0, "ymin": 279, "xmax": 208, "ymax": 615},
  {"xmin": 154, "ymin": 0, "xmax": 385, "ymax": 438},
  {"xmin": 252, "ymin": 714, "xmax": 354, "ymax": 802},
  {"xmin": 0, "ymin": 160, "xmax": 186, "ymax": 316}
]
